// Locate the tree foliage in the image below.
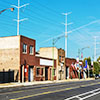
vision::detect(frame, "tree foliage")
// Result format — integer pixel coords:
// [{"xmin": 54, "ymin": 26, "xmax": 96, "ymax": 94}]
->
[
  {"xmin": 83, "ymin": 57, "xmax": 91, "ymax": 68},
  {"xmin": 97, "ymin": 56, "xmax": 100, "ymax": 62},
  {"xmin": 93, "ymin": 62, "xmax": 100, "ymax": 75},
  {"xmin": 83, "ymin": 58, "xmax": 87, "ymax": 67}
]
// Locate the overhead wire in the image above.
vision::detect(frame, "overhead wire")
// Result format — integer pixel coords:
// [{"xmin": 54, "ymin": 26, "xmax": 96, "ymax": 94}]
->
[
  {"xmin": 0, "ymin": 0, "xmax": 64, "ymax": 37},
  {"xmin": 1, "ymin": 0, "xmax": 62, "ymax": 28},
  {"xmin": 31, "ymin": 0, "xmax": 62, "ymax": 17}
]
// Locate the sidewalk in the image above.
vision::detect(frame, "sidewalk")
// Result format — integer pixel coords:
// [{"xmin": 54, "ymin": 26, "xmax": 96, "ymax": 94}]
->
[{"xmin": 0, "ymin": 78, "xmax": 95, "ymax": 88}]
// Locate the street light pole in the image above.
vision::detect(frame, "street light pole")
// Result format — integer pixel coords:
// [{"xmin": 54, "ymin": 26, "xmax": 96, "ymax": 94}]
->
[
  {"xmin": 77, "ymin": 46, "xmax": 90, "ymax": 79},
  {"xmin": 94, "ymin": 37, "xmax": 97, "ymax": 61},
  {"xmin": 52, "ymin": 36, "xmax": 63, "ymax": 80},
  {"xmin": 80, "ymin": 46, "xmax": 90, "ymax": 59}
]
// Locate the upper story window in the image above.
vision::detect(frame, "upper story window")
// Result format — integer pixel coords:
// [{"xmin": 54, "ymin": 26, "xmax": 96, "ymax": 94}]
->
[
  {"xmin": 23, "ymin": 43, "xmax": 27, "ymax": 54},
  {"xmin": 29, "ymin": 45, "xmax": 34, "ymax": 55}
]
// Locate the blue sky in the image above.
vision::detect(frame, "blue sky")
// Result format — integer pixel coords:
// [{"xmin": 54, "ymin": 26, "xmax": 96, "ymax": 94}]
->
[{"xmin": 0, "ymin": 0, "xmax": 100, "ymax": 60}]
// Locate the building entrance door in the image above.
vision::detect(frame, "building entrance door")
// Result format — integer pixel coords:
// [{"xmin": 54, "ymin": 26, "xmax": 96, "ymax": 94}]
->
[
  {"xmin": 66, "ymin": 67, "xmax": 69, "ymax": 79},
  {"xmin": 28, "ymin": 66, "xmax": 34, "ymax": 82},
  {"xmin": 45, "ymin": 67, "xmax": 49, "ymax": 80},
  {"xmin": 20, "ymin": 65, "xmax": 24, "ymax": 82}
]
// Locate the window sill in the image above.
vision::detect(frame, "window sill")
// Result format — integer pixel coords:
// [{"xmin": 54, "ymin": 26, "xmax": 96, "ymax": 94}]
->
[
  {"xmin": 29, "ymin": 53, "xmax": 34, "ymax": 55},
  {"xmin": 23, "ymin": 52, "xmax": 27, "ymax": 54}
]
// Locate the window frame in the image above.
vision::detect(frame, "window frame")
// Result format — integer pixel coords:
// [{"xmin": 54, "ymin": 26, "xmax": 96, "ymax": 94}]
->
[
  {"xmin": 23, "ymin": 43, "xmax": 27, "ymax": 54},
  {"xmin": 36, "ymin": 68, "xmax": 40, "ymax": 76},
  {"xmin": 29, "ymin": 45, "xmax": 34, "ymax": 55}
]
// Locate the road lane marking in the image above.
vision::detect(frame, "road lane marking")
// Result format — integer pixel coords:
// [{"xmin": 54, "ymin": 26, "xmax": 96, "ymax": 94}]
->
[
  {"xmin": 0, "ymin": 81, "xmax": 98, "ymax": 99},
  {"xmin": 10, "ymin": 87, "xmax": 79, "ymax": 100},
  {"xmin": 0, "ymin": 87, "xmax": 48, "ymax": 95},
  {"xmin": 10, "ymin": 82, "xmax": 100, "ymax": 100},
  {"xmin": 65, "ymin": 87, "xmax": 100, "ymax": 100},
  {"xmin": 0, "ymin": 84, "xmax": 76, "ymax": 95}
]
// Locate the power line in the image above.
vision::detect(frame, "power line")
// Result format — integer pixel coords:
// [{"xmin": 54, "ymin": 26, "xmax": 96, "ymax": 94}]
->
[
  {"xmin": 0, "ymin": 0, "xmax": 63, "ymax": 33},
  {"xmin": 39, "ymin": 20, "xmax": 100, "ymax": 45},
  {"xmin": 28, "ymin": 0, "xmax": 62, "ymax": 17},
  {"xmin": 1, "ymin": 0, "xmax": 62, "ymax": 27},
  {"xmin": 22, "ymin": 7, "xmax": 62, "ymax": 27}
]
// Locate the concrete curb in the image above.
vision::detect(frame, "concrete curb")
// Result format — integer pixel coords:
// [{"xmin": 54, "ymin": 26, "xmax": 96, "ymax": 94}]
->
[{"xmin": 0, "ymin": 78, "xmax": 95, "ymax": 88}]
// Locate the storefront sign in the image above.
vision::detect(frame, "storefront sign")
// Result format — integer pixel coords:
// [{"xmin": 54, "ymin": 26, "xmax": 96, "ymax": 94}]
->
[{"xmin": 40, "ymin": 59, "xmax": 53, "ymax": 66}]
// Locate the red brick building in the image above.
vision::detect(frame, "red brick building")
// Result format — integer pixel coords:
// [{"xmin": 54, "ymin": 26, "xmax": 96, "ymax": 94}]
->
[
  {"xmin": 0, "ymin": 35, "xmax": 56, "ymax": 83},
  {"xmin": 65, "ymin": 58, "xmax": 78, "ymax": 79},
  {"xmin": 20, "ymin": 35, "xmax": 36, "ymax": 82},
  {"xmin": 65, "ymin": 58, "xmax": 84, "ymax": 79},
  {"xmin": 34, "ymin": 57, "xmax": 56, "ymax": 81}
]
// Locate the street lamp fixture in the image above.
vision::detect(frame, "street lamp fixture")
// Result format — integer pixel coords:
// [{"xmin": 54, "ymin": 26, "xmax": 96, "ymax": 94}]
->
[
  {"xmin": 78, "ymin": 46, "xmax": 90, "ymax": 59},
  {"xmin": 0, "ymin": 8, "xmax": 14, "ymax": 14}
]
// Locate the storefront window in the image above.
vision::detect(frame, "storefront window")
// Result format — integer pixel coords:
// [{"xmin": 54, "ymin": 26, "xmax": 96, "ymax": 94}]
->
[
  {"xmin": 41, "ymin": 68, "xmax": 43, "ymax": 76},
  {"xmin": 36, "ymin": 68, "xmax": 40, "ymax": 76}
]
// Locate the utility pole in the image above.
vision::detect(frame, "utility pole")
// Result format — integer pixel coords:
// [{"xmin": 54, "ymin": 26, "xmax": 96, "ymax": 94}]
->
[
  {"xmin": 62, "ymin": 12, "xmax": 72, "ymax": 79},
  {"xmin": 62, "ymin": 12, "xmax": 72, "ymax": 58},
  {"xmin": 12, "ymin": 0, "xmax": 29, "ymax": 35},
  {"xmin": 52, "ymin": 37, "xmax": 62, "ymax": 81},
  {"xmin": 17, "ymin": 0, "xmax": 20, "ymax": 36},
  {"xmin": 94, "ymin": 36, "xmax": 96, "ymax": 61},
  {"xmin": 78, "ymin": 49, "xmax": 80, "ymax": 60}
]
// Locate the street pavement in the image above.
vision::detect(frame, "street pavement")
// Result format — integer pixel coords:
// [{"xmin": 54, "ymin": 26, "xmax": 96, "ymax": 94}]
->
[{"xmin": 0, "ymin": 79, "xmax": 100, "ymax": 100}]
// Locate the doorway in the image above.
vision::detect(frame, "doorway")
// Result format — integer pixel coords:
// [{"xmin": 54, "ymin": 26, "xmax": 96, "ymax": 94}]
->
[
  {"xmin": 20, "ymin": 65, "xmax": 24, "ymax": 82},
  {"xmin": 28, "ymin": 66, "xmax": 34, "ymax": 82},
  {"xmin": 45, "ymin": 67, "xmax": 49, "ymax": 80},
  {"xmin": 66, "ymin": 67, "xmax": 69, "ymax": 79}
]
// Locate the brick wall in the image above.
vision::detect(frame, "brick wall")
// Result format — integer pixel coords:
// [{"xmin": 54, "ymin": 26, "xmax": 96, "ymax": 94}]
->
[{"xmin": 20, "ymin": 36, "xmax": 36, "ymax": 66}]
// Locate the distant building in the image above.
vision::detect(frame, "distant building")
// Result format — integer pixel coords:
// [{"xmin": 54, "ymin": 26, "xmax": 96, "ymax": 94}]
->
[
  {"xmin": 65, "ymin": 58, "xmax": 77, "ymax": 79},
  {"xmin": 65, "ymin": 58, "xmax": 84, "ymax": 79},
  {"xmin": 38, "ymin": 47, "xmax": 65, "ymax": 80},
  {"xmin": 34, "ymin": 56, "xmax": 56, "ymax": 81}
]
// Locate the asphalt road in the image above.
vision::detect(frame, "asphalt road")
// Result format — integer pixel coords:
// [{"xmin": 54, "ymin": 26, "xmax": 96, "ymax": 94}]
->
[{"xmin": 1, "ymin": 79, "xmax": 100, "ymax": 100}]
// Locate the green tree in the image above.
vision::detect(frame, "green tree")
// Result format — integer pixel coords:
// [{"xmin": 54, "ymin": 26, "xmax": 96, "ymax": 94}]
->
[
  {"xmin": 87, "ymin": 57, "xmax": 91, "ymax": 68},
  {"xmin": 83, "ymin": 57, "xmax": 91, "ymax": 67},
  {"xmin": 97, "ymin": 56, "xmax": 100, "ymax": 63},
  {"xmin": 83, "ymin": 58, "xmax": 87, "ymax": 67},
  {"xmin": 93, "ymin": 62, "xmax": 100, "ymax": 75},
  {"xmin": 83, "ymin": 57, "xmax": 92, "ymax": 77}
]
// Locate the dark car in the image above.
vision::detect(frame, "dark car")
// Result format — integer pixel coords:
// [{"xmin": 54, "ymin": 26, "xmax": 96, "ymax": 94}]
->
[{"xmin": 95, "ymin": 74, "xmax": 100, "ymax": 79}]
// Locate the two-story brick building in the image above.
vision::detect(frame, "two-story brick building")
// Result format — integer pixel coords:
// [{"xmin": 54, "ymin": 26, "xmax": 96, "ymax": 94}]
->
[
  {"xmin": 0, "ymin": 35, "xmax": 57, "ymax": 83},
  {"xmin": 0, "ymin": 35, "xmax": 36, "ymax": 82}
]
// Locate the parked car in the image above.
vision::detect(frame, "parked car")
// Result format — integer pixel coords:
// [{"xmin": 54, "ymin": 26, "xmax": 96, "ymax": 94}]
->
[{"xmin": 95, "ymin": 74, "xmax": 100, "ymax": 79}]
